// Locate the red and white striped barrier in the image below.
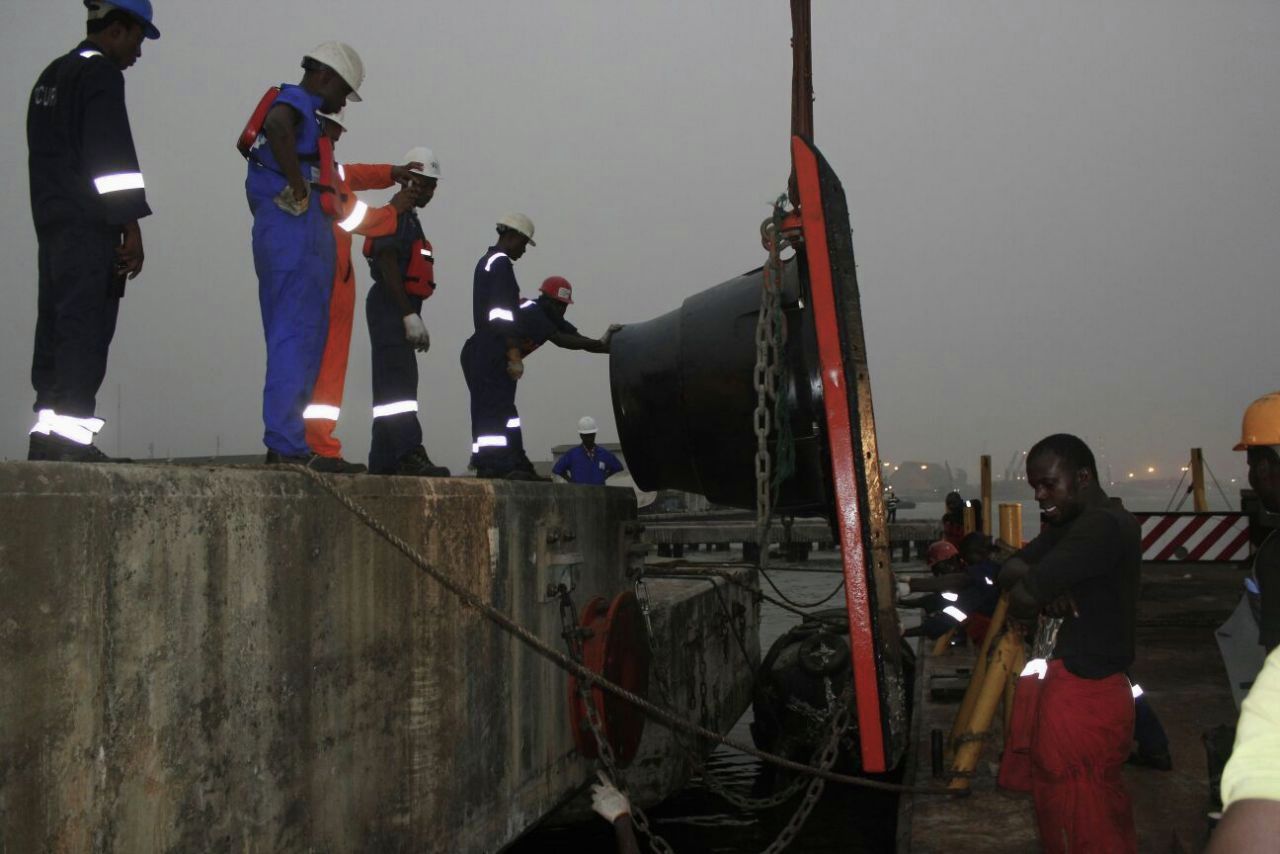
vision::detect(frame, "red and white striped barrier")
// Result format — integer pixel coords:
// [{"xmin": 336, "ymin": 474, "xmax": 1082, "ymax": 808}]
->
[{"xmin": 1133, "ymin": 513, "xmax": 1251, "ymax": 562}]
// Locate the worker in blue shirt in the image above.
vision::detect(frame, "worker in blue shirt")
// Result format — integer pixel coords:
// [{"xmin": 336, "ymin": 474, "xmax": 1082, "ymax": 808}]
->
[
  {"xmin": 553, "ymin": 417, "xmax": 625, "ymax": 485},
  {"xmin": 25, "ymin": 0, "xmax": 158, "ymax": 462},
  {"xmin": 245, "ymin": 41, "xmax": 364, "ymax": 470}
]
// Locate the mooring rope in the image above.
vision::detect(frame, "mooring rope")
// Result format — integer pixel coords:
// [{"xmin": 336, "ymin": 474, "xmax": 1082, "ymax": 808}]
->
[{"xmin": 290, "ymin": 465, "xmax": 961, "ymax": 797}]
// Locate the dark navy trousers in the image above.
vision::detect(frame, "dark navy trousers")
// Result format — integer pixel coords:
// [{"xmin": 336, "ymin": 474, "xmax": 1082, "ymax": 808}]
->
[
  {"xmin": 31, "ymin": 222, "xmax": 121, "ymax": 418},
  {"xmin": 366, "ymin": 286, "xmax": 424, "ymax": 474},
  {"xmin": 460, "ymin": 333, "xmax": 524, "ymax": 470}
]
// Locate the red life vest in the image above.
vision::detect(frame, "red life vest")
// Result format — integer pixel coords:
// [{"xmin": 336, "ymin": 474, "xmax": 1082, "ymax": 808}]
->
[
  {"xmin": 362, "ymin": 232, "xmax": 435, "ymax": 298},
  {"xmin": 236, "ymin": 85, "xmax": 338, "ymax": 219}
]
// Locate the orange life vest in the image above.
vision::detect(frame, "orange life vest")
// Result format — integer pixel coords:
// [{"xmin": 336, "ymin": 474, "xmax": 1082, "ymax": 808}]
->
[{"xmin": 237, "ymin": 85, "xmax": 338, "ymax": 218}]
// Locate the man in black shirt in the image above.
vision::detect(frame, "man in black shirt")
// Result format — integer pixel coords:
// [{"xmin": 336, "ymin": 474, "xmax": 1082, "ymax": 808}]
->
[
  {"xmin": 999, "ymin": 433, "xmax": 1140, "ymax": 853},
  {"xmin": 1235, "ymin": 391, "xmax": 1280, "ymax": 653},
  {"xmin": 25, "ymin": 1, "xmax": 158, "ymax": 462}
]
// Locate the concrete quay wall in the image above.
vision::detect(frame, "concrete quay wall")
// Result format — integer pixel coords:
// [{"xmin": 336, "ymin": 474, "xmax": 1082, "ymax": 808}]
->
[{"xmin": 0, "ymin": 462, "xmax": 645, "ymax": 853}]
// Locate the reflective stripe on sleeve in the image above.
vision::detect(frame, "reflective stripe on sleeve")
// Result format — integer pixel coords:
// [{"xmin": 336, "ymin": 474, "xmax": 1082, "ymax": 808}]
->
[
  {"xmin": 1020, "ymin": 658, "xmax": 1048, "ymax": 680},
  {"xmin": 941, "ymin": 592, "xmax": 959, "ymax": 602},
  {"xmin": 488, "ymin": 308, "xmax": 514, "ymax": 322},
  {"xmin": 372, "ymin": 401, "xmax": 419, "ymax": 418},
  {"xmin": 484, "ymin": 252, "xmax": 509, "ymax": 272},
  {"xmin": 337, "ymin": 164, "xmax": 347, "ymax": 181},
  {"xmin": 475, "ymin": 435, "xmax": 508, "ymax": 448},
  {"xmin": 421, "ymin": 248, "xmax": 433, "ymax": 259},
  {"xmin": 1131, "ymin": 683, "xmax": 1144, "ymax": 699},
  {"xmin": 79, "ymin": 50, "xmax": 104, "ymax": 59},
  {"xmin": 942, "ymin": 605, "xmax": 967, "ymax": 622},
  {"xmin": 303, "ymin": 404, "xmax": 341, "ymax": 421},
  {"xmin": 94, "ymin": 172, "xmax": 146, "ymax": 194},
  {"xmin": 506, "ymin": 417, "xmax": 521, "ymax": 429},
  {"xmin": 337, "ymin": 200, "xmax": 369, "ymax": 233}
]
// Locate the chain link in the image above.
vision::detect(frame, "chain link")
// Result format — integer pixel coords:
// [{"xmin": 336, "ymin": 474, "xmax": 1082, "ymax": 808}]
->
[{"xmin": 753, "ymin": 197, "xmax": 791, "ymax": 571}]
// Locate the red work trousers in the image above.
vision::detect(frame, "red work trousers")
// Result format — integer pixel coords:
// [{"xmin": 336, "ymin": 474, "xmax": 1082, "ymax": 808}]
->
[
  {"xmin": 305, "ymin": 228, "xmax": 355, "ymax": 458},
  {"xmin": 1030, "ymin": 659, "xmax": 1136, "ymax": 853},
  {"xmin": 998, "ymin": 667, "xmax": 1043, "ymax": 793}
]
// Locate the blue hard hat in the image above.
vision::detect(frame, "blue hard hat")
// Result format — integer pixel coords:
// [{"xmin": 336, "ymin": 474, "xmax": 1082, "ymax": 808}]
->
[{"xmin": 85, "ymin": 0, "xmax": 161, "ymax": 40}]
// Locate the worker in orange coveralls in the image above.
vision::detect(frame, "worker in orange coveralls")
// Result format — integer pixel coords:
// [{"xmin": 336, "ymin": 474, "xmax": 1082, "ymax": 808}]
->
[{"xmin": 302, "ymin": 108, "xmax": 421, "ymax": 471}]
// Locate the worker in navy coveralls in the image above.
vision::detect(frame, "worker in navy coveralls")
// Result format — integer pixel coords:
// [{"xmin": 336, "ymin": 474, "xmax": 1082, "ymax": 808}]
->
[
  {"xmin": 26, "ymin": 0, "xmax": 159, "ymax": 462},
  {"xmin": 461, "ymin": 241, "xmax": 619, "ymax": 480},
  {"xmin": 245, "ymin": 42, "xmax": 363, "ymax": 468},
  {"xmin": 361, "ymin": 149, "xmax": 450, "ymax": 478},
  {"xmin": 553, "ymin": 416, "xmax": 624, "ymax": 485}
]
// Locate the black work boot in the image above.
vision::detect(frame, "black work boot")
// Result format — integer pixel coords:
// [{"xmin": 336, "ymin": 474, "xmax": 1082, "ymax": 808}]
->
[
  {"xmin": 28, "ymin": 433, "xmax": 51, "ymax": 461},
  {"xmin": 265, "ymin": 450, "xmax": 365, "ymax": 474},
  {"xmin": 38, "ymin": 433, "xmax": 128, "ymax": 463},
  {"xmin": 309, "ymin": 455, "xmax": 367, "ymax": 474},
  {"xmin": 394, "ymin": 446, "xmax": 450, "ymax": 477}
]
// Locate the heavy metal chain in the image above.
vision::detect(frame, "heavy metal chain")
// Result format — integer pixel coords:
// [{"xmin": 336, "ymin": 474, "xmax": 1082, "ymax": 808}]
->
[
  {"xmin": 636, "ymin": 576, "xmax": 841, "ymax": 816},
  {"xmin": 753, "ymin": 197, "xmax": 791, "ymax": 570},
  {"xmin": 562, "ymin": 584, "xmax": 678, "ymax": 854},
  {"xmin": 634, "ymin": 579, "xmax": 854, "ymax": 852},
  {"xmin": 291, "ymin": 464, "xmax": 959, "ymax": 797}
]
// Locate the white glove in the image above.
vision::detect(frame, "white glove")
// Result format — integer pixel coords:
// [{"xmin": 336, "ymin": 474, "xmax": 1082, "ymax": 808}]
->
[
  {"xmin": 403, "ymin": 314, "xmax": 430, "ymax": 352},
  {"xmin": 896, "ymin": 580, "xmax": 912, "ymax": 599},
  {"xmin": 273, "ymin": 185, "xmax": 310, "ymax": 216},
  {"xmin": 506, "ymin": 357, "xmax": 525, "ymax": 380},
  {"xmin": 590, "ymin": 771, "xmax": 631, "ymax": 823}
]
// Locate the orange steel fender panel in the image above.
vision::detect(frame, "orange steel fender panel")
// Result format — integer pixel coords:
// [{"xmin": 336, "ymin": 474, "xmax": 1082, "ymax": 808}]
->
[{"xmin": 791, "ymin": 135, "xmax": 888, "ymax": 772}]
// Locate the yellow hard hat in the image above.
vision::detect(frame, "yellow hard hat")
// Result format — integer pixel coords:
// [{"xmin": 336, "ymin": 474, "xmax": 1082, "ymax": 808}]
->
[{"xmin": 1234, "ymin": 391, "xmax": 1280, "ymax": 450}]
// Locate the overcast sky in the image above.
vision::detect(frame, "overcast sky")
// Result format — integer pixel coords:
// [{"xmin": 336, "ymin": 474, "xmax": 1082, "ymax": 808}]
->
[{"xmin": 2, "ymin": 2, "xmax": 1276, "ymax": 485}]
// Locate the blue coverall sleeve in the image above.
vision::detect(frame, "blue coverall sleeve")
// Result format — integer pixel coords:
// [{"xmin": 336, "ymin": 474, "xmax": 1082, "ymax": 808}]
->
[
  {"xmin": 601, "ymin": 447, "xmax": 624, "ymax": 476},
  {"xmin": 552, "ymin": 451, "xmax": 572, "ymax": 479}
]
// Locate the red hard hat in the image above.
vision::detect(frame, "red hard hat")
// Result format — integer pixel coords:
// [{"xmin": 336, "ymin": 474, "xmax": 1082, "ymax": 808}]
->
[
  {"xmin": 926, "ymin": 540, "xmax": 959, "ymax": 567},
  {"xmin": 540, "ymin": 276, "xmax": 574, "ymax": 304}
]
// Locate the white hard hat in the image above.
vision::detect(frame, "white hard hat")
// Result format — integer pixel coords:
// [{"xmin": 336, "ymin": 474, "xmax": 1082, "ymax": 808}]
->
[
  {"xmin": 318, "ymin": 108, "xmax": 347, "ymax": 130},
  {"xmin": 578, "ymin": 416, "xmax": 597, "ymax": 434},
  {"xmin": 496, "ymin": 213, "xmax": 536, "ymax": 246},
  {"xmin": 304, "ymin": 42, "xmax": 365, "ymax": 102},
  {"xmin": 403, "ymin": 146, "xmax": 441, "ymax": 179}
]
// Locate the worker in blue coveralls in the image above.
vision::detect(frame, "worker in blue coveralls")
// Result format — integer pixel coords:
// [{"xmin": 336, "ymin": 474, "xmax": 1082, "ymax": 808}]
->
[
  {"xmin": 25, "ymin": 0, "xmax": 159, "ymax": 462},
  {"xmin": 362, "ymin": 147, "xmax": 450, "ymax": 478},
  {"xmin": 462, "ymin": 239, "xmax": 621, "ymax": 480},
  {"xmin": 245, "ymin": 41, "xmax": 364, "ymax": 469},
  {"xmin": 553, "ymin": 417, "xmax": 625, "ymax": 485}
]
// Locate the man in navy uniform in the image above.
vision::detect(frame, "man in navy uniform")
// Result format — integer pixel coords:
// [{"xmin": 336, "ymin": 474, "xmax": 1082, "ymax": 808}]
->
[
  {"xmin": 26, "ymin": 0, "xmax": 159, "ymax": 461},
  {"xmin": 362, "ymin": 148, "xmax": 450, "ymax": 477},
  {"xmin": 553, "ymin": 417, "xmax": 624, "ymax": 485}
]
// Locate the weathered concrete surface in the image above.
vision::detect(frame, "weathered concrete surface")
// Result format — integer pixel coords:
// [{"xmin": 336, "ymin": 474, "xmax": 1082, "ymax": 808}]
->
[
  {"xmin": 899, "ymin": 563, "xmax": 1243, "ymax": 853},
  {"xmin": 0, "ymin": 462, "xmax": 752, "ymax": 853}
]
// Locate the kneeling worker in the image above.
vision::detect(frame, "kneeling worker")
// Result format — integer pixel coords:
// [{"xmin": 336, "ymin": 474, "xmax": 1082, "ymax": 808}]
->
[
  {"xmin": 361, "ymin": 147, "xmax": 449, "ymax": 476},
  {"xmin": 553, "ymin": 417, "xmax": 624, "ymax": 485}
]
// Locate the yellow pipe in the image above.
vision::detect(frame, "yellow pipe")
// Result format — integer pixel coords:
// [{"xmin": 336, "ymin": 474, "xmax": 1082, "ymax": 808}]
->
[
  {"xmin": 963, "ymin": 505, "xmax": 976, "ymax": 535},
  {"xmin": 998, "ymin": 502, "xmax": 1022, "ymax": 550},
  {"xmin": 949, "ymin": 630, "xmax": 1021, "ymax": 790},
  {"xmin": 950, "ymin": 594, "xmax": 1009, "ymax": 743},
  {"xmin": 931, "ymin": 626, "xmax": 956, "ymax": 657}
]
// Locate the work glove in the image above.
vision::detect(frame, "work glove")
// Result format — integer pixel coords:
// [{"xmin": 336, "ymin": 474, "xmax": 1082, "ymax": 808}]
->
[
  {"xmin": 273, "ymin": 184, "xmax": 310, "ymax": 216},
  {"xmin": 403, "ymin": 314, "xmax": 430, "ymax": 352},
  {"xmin": 507, "ymin": 356, "xmax": 525, "ymax": 380},
  {"xmin": 896, "ymin": 580, "xmax": 912, "ymax": 599},
  {"xmin": 590, "ymin": 771, "xmax": 631, "ymax": 823}
]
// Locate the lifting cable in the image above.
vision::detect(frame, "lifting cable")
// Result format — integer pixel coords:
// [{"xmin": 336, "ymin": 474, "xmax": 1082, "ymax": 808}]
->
[{"xmin": 291, "ymin": 464, "xmax": 962, "ymax": 798}]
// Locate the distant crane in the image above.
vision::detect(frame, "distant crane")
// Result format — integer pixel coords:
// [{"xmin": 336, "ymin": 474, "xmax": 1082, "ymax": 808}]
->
[{"xmin": 1002, "ymin": 449, "xmax": 1026, "ymax": 482}]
